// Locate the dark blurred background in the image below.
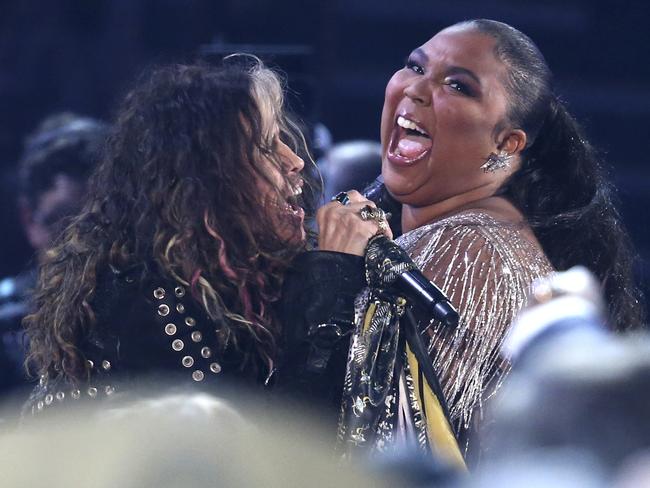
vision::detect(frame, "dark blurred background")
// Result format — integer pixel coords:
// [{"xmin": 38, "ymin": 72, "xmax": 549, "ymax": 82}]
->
[{"xmin": 1, "ymin": 0, "xmax": 649, "ymax": 287}]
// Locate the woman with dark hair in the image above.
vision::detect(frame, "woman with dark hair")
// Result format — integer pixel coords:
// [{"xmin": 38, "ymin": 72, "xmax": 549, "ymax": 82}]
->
[
  {"xmin": 23, "ymin": 59, "xmax": 387, "ymax": 414},
  {"xmin": 336, "ymin": 19, "xmax": 644, "ymax": 461}
]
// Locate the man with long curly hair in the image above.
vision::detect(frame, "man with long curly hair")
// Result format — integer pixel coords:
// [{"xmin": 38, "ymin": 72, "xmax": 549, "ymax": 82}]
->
[{"xmin": 23, "ymin": 58, "xmax": 386, "ymax": 414}]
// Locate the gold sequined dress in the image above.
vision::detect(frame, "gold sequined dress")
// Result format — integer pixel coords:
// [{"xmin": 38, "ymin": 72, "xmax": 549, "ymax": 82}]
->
[{"xmin": 396, "ymin": 210, "xmax": 554, "ymax": 448}]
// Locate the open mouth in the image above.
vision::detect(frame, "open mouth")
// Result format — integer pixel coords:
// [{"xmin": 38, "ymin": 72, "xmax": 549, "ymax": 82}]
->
[
  {"xmin": 284, "ymin": 185, "xmax": 305, "ymax": 219},
  {"xmin": 387, "ymin": 115, "xmax": 432, "ymax": 165}
]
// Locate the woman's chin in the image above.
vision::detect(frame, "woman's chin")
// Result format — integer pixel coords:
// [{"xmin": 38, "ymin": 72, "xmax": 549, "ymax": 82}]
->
[{"xmin": 382, "ymin": 169, "xmax": 418, "ymax": 202}]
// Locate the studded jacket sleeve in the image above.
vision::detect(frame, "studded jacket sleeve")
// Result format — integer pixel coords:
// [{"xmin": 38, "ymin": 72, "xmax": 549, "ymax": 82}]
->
[
  {"xmin": 24, "ymin": 252, "xmax": 366, "ymax": 417},
  {"xmin": 23, "ymin": 263, "xmax": 230, "ymax": 416}
]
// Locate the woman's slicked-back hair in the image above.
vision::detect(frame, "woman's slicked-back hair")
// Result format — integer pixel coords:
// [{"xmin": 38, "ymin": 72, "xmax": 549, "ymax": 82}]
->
[
  {"xmin": 450, "ymin": 19, "xmax": 644, "ymax": 331},
  {"xmin": 25, "ymin": 58, "xmax": 312, "ymax": 383},
  {"xmin": 453, "ymin": 20, "xmax": 552, "ymax": 146}
]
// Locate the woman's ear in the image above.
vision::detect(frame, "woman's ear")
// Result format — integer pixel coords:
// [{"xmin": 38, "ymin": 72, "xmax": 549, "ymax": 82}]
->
[{"xmin": 498, "ymin": 129, "xmax": 527, "ymax": 156}]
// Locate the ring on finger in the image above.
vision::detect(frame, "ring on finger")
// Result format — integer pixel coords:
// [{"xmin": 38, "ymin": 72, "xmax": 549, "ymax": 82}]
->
[
  {"xmin": 376, "ymin": 219, "xmax": 389, "ymax": 235},
  {"xmin": 359, "ymin": 205, "xmax": 385, "ymax": 222},
  {"xmin": 332, "ymin": 191, "xmax": 351, "ymax": 206}
]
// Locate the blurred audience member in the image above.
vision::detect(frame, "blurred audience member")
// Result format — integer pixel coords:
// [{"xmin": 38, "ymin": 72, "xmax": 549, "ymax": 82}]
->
[
  {"xmin": 317, "ymin": 140, "xmax": 381, "ymax": 202},
  {"xmin": 502, "ymin": 265, "xmax": 609, "ymax": 366},
  {"xmin": 0, "ymin": 113, "xmax": 107, "ymax": 396},
  {"xmin": 466, "ymin": 267, "xmax": 650, "ymax": 487}
]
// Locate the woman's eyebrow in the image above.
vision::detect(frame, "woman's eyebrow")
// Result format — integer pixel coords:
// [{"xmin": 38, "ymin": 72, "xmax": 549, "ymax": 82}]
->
[
  {"xmin": 410, "ymin": 47, "xmax": 428, "ymax": 63},
  {"xmin": 410, "ymin": 49, "xmax": 481, "ymax": 87}
]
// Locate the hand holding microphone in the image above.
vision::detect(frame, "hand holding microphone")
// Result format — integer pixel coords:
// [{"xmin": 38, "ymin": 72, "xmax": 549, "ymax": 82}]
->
[
  {"xmin": 363, "ymin": 178, "xmax": 459, "ymax": 327},
  {"xmin": 320, "ymin": 186, "xmax": 458, "ymax": 328},
  {"xmin": 316, "ymin": 190, "xmax": 393, "ymax": 256},
  {"xmin": 365, "ymin": 233, "xmax": 459, "ymax": 327}
]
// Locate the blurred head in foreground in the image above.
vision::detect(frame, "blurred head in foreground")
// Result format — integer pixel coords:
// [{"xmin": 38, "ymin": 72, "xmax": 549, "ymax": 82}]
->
[
  {"xmin": 474, "ymin": 267, "xmax": 650, "ymax": 487},
  {"xmin": 1, "ymin": 392, "xmax": 392, "ymax": 488}
]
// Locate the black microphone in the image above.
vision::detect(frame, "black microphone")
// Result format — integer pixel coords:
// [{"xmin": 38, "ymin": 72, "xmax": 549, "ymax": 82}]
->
[
  {"xmin": 362, "ymin": 177, "xmax": 458, "ymax": 327},
  {"xmin": 365, "ymin": 234, "xmax": 459, "ymax": 328},
  {"xmin": 362, "ymin": 175, "xmax": 402, "ymax": 237}
]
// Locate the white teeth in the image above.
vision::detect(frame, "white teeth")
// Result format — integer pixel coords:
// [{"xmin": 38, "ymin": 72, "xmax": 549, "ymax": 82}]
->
[
  {"xmin": 397, "ymin": 116, "xmax": 428, "ymax": 137},
  {"xmin": 292, "ymin": 185, "xmax": 302, "ymax": 196}
]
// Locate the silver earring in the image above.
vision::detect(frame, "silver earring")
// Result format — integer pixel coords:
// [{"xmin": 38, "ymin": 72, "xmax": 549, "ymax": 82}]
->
[{"xmin": 480, "ymin": 151, "xmax": 511, "ymax": 173}]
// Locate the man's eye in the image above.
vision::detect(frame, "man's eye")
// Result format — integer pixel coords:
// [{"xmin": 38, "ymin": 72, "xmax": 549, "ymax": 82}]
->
[{"xmin": 261, "ymin": 139, "xmax": 278, "ymax": 154}]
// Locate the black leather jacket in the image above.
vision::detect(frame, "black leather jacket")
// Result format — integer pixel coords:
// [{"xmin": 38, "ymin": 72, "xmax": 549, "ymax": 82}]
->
[
  {"xmin": 277, "ymin": 251, "xmax": 364, "ymax": 413},
  {"xmin": 24, "ymin": 251, "xmax": 365, "ymax": 416}
]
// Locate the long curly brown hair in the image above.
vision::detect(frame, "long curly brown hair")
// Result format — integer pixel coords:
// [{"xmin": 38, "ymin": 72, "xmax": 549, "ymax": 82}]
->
[{"xmin": 25, "ymin": 58, "xmax": 312, "ymax": 383}]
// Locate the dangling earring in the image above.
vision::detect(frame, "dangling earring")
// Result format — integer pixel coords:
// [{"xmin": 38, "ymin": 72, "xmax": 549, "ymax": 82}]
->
[{"xmin": 480, "ymin": 151, "xmax": 511, "ymax": 173}]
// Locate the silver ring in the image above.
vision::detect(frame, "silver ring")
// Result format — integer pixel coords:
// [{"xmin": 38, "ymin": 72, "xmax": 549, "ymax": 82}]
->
[
  {"xmin": 332, "ymin": 191, "xmax": 351, "ymax": 206},
  {"xmin": 359, "ymin": 205, "xmax": 386, "ymax": 222},
  {"xmin": 376, "ymin": 219, "xmax": 389, "ymax": 235}
]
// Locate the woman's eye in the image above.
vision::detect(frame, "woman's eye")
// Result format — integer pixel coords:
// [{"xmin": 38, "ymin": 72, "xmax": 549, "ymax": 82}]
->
[
  {"xmin": 405, "ymin": 57, "xmax": 425, "ymax": 75},
  {"xmin": 444, "ymin": 79, "xmax": 472, "ymax": 96}
]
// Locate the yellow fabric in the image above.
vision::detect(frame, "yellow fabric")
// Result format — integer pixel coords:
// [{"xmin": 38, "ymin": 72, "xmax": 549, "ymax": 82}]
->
[
  {"xmin": 362, "ymin": 302, "xmax": 377, "ymax": 333},
  {"xmin": 406, "ymin": 346, "xmax": 467, "ymax": 470}
]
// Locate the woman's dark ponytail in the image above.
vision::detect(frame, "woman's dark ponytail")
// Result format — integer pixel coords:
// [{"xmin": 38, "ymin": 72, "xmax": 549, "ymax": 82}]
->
[
  {"xmin": 460, "ymin": 19, "xmax": 644, "ymax": 331},
  {"xmin": 504, "ymin": 96, "xmax": 644, "ymax": 330}
]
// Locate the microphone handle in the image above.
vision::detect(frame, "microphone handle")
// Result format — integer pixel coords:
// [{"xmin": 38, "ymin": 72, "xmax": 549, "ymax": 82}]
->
[
  {"xmin": 404, "ymin": 307, "xmax": 454, "ymax": 424},
  {"xmin": 361, "ymin": 176, "xmax": 403, "ymax": 237},
  {"xmin": 396, "ymin": 271, "xmax": 459, "ymax": 327},
  {"xmin": 365, "ymin": 234, "xmax": 459, "ymax": 328}
]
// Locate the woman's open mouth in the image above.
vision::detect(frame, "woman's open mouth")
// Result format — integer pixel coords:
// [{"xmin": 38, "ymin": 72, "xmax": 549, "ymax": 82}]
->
[{"xmin": 387, "ymin": 115, "xmax": 432, "ymax": 165}]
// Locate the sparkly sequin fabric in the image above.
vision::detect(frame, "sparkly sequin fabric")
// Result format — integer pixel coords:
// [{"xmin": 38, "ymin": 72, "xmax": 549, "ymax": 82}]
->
[{"xmin": 396, "ymin": 210, "xmax": 554, "ymax": 436}]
